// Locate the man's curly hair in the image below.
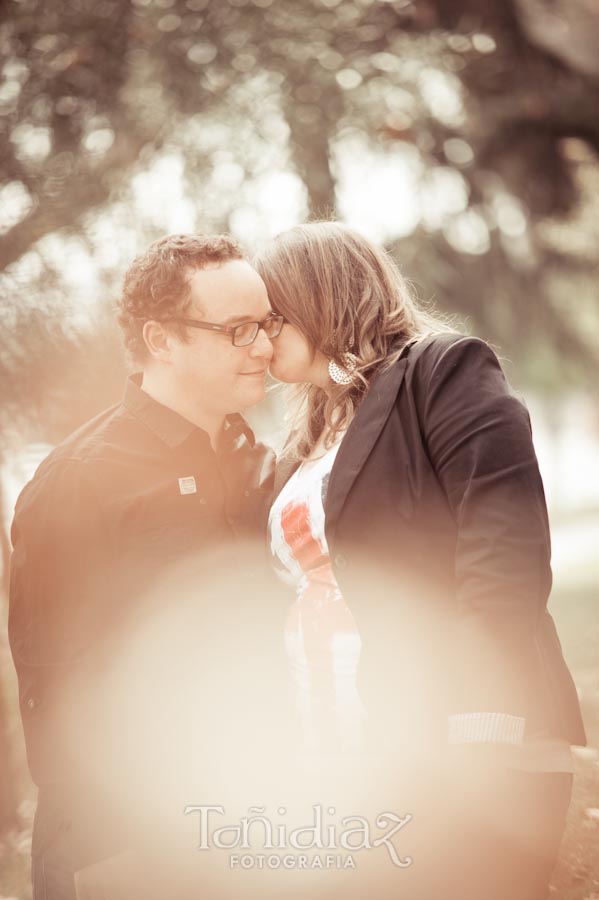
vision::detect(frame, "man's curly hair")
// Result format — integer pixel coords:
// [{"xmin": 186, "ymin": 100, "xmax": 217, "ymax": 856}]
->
[{"xmin": 117, "ymin": 233, "xmax": 245, "ymax": 364}]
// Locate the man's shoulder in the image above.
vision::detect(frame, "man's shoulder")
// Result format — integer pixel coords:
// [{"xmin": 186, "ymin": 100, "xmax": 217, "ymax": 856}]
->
[
  {"xmin": 15, "ymin": 401, "xmax": 128, "ymax": 510},
  {"xmin": 45, "ymin": 403, "xmax": 116, "ymax": 459}
]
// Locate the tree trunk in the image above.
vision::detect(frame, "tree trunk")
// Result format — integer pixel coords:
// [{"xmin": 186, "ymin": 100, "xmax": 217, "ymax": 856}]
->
[{"xmin": 280, "ymin": 67, "xmax": 341, "ymax": 218}]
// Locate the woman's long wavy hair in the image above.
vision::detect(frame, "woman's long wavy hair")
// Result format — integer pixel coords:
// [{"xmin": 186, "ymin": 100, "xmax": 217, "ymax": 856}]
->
[{"xmin": 254, "ymin": 222, "xmax": 453, "ymax": 460}]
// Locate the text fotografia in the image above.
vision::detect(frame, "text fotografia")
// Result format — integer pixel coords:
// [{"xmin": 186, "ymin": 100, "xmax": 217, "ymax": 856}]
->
[{"xmin": 183, "ymin": 804, "xmax": 413, "ymax": 870}]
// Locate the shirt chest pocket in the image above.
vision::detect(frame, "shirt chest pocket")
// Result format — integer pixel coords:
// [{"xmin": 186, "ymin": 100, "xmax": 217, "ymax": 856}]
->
[{"xmin": 119, "ymin": 487, "xmax": 219, "ymax": 554}]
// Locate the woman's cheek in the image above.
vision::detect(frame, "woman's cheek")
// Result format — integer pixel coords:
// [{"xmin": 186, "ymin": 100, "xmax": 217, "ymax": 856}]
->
[{"xmin": 268, "ymin": 350, "xmax": 286, "ymax": 380}]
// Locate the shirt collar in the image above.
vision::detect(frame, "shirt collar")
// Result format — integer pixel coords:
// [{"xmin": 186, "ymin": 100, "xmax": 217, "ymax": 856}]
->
[
  {"xmin": 123, "ymin": 374, "xmax": 255, "ymax": 451},
  {"xmin": 222, "ymin": 412, "xmax": 256, "ymax": 450}
]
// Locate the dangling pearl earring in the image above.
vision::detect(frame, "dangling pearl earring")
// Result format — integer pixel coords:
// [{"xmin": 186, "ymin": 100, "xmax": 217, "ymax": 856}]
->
[{"xmin": 328, "ymin": 352, "xmax": 358, "ymax": 385}]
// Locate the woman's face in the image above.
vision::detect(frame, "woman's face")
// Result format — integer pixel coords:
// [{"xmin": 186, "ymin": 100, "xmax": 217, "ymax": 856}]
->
[{"xmin": 269, "ymin": 321, "xmax": 326, "ymax": 385}]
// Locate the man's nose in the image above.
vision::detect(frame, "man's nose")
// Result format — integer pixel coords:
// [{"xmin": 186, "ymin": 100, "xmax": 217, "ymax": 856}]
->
[{"xmin": 250, "ymin": 327, "xmax": 274, "ymax": 359}]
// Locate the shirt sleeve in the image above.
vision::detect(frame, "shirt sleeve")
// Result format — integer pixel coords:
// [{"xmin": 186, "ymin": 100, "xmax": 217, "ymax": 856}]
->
[
  {"xmin": 9, "ymin": 457, "xmax": 113, "ymax": 669},
  {"xmin": 418, "ymin": 336, "xmax": 552, "ymax": 740},
  {"xmin": 8, "ymin": 457, "xmax": 119, "ymax": 784}
]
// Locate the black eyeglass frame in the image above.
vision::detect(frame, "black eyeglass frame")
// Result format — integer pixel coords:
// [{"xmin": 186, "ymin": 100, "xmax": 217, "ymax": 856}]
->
[{"xmin": 169, "ymin": 313, "xmax": 284, "ymax": 347}]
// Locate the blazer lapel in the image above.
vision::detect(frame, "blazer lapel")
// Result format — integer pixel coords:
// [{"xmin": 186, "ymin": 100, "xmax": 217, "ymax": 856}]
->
[
  {"xmin": 325, "ymin": 352, "xmax": 412, "ymax": 546},
  {"xmin": 272, "ymin": 340, "xmax": 417, "ymax": 523}
]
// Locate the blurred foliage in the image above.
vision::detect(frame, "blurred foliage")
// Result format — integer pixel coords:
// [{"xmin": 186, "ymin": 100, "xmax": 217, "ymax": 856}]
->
[{"xmin": 0, "ymin": 0, "xmax": 598, "ymax": 450}]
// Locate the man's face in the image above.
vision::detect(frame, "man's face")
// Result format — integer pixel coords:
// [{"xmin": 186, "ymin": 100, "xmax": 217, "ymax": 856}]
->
[{"xmin": 167, "ymin": 260, "xmax": 274, "ymax": 416}]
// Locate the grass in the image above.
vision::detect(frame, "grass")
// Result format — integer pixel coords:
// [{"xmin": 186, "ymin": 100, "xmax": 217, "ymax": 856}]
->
[{"xmin": 546, "ymin": 582, "xmax": 599, "ymax": 900}]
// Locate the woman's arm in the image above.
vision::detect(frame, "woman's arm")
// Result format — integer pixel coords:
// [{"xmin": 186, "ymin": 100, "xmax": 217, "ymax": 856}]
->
[{"xmin": 416, "ymin": 335, "xmax": 552, "ymax": 742}]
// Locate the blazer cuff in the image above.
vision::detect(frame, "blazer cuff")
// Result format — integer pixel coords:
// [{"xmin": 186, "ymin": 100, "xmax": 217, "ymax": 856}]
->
[{"xmin": 448, "ymin": 712, "xmax": 525, "ymax": 745}]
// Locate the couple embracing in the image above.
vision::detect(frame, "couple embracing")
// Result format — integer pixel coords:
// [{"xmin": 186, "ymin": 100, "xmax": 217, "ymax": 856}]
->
[{"xmin": 9, "ymin": 223, "xmax": 585, "ymax": 900}]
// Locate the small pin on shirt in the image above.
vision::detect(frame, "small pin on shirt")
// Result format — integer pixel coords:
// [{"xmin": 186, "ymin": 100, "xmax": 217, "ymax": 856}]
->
[{"xmin": 178, "ymin": 476, "xmax": 197, "ymax": 495}]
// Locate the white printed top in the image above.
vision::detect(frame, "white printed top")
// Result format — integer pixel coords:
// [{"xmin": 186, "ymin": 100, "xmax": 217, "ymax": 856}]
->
[{"xmin": 268, "ymin": 438, "xmax": 365, "ymax": 755}]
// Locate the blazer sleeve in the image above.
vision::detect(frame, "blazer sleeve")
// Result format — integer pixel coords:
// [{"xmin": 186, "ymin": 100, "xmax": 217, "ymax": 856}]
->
[{"xmin": 416, "ymin": 335, "xmax": 552, "ymax": 741}]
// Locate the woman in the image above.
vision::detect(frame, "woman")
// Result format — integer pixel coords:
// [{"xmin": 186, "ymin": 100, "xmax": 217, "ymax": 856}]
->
[{"xmin": 254, "ymin": 222, "xmax": 586, "ymax": 900}]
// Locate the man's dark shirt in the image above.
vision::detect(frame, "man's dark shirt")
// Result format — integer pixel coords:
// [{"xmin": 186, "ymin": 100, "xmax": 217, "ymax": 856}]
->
[{"xmin": 9, "ymin": 375, "xmax": 276, "ymax": 797}]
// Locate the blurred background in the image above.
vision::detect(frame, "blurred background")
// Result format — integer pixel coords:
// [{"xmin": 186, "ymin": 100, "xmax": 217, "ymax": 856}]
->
[{"xmin": 0, "ymin": 0, "xmax": 597, "ymax": 897}]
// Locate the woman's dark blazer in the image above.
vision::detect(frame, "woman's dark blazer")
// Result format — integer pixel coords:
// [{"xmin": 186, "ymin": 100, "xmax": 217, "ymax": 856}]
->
[{"xmin": 273, "ymin": 333, "xmax": 586, "ymax": 752}]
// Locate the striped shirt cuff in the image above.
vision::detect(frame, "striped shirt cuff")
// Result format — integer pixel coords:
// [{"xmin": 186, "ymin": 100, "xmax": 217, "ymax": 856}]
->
[{"xmin": 448, "ymin": 712, "xmax": 526, "ymax": 745}]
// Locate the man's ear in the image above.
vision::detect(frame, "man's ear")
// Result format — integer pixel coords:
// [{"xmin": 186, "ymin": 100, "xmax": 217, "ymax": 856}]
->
[{"xmin": 142, "ymin": 320, "xmax": 173, "ymax": 363}]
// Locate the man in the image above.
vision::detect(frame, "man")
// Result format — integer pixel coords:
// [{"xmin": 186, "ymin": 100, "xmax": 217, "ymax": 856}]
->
[{"xmin": 9, "ymin": 234, "xmax": 284, "ymax": 899}]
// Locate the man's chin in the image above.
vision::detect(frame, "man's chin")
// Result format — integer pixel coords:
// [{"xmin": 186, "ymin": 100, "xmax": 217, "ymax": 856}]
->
[{"xmin": 236, "ymin": 382, "xmax": 267, "ymax": 409}]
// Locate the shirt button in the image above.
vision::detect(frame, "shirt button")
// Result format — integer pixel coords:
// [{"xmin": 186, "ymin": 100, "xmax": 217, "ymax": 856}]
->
[
  {"xmin": 334, "ymin": 553, "xmax": 348, "ymax": 570},
  {"xmin": 199, "ymin": 497, "xmax": 207, "ymax": 505},
  {"xmin": 26, "ymin": 697, "xmax": 37, "ymax": 710},
  {"xmin": 243, "ymin": 490, "xmax": 250, "ymax": 498}
]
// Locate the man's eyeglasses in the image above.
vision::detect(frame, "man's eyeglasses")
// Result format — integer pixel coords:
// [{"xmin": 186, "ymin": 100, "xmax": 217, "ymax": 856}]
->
[{"xmin": 169, "ymin": 313, "xmax": 284, "ymax": 347}]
